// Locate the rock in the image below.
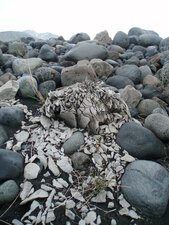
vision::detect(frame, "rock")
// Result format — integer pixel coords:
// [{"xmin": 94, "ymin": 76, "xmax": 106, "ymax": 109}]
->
[
  {"xmin": 69, "ymin": 32, "xmax": 90, "ymax": 44},
  {"xmin": 24, "ymin": 163, "xmax": 40, "ymax": 180},
  {"xmin": 139, "ymin": 65, "xmax": 152, "ymax": 81},
  {"xmin": 138, "ymin": 34, "xmax": 161, "ymax": 47},
  {"xmin": 111, "ymin": 218, "xmax": 117, "ymax": 225},
  {"xmin": 14, "ymin": 130, "xmax": 29, "ymax": 142},
  {"xmin": 12, "ymin": 57, "xmax": 43, "ymax": 75},
  {"xmin": 161, "ymin": 86, "xmax": 169, "ymax": 104},
  {"xmin": 84, "ymin": 211, "xmax": 97, "ymax": 224},
  {"xmin": 125, "ymin": 55, "xmax": 140, "ymax": 66},
  {"xmin": 0, "ymin": 106, "xmax": 24, "ymax": 127},
  {"xmin": 137, "ymin": 99, "xmax": 161, "ymax": 116},
  {"xmin": 128, "ymin": 27, "xmax": 145, "ymax": 36},
  {"xmin": 90, "ymin": 58, "xmax": 113, "ymax": 78},
  {"xmin": 122, "ymin": 160, "xmax": 169, "ymax": 217},
  {"xmin": 94, "ymin": 30, "xmax": 112, "ymax": 45},
  {"xmin": 145, "ymin": 113, "xmax": 169, "ymax": 140},
  {"xmin": 0, "ymin": 80, "xmax": 19, "ymax": 100},
  {"xmin": 0, "ymin": 72, "xmax": 16, "ymax": 84},
  {"xmin": 141, "ymin": 85, "xmax": 163, "ymax": 99},
  {"xmin": 18, "ymin": 75, "xmax": 38, "ymax": 98},
  {"xmin": 65, "ymin": 41, "xmax": 108, "ymax": 62},
  {"xmin": 91, "ymin": 190, "xmax": 107, "ymax": 203},
  {"xmin": 106, "ymin": 75, "xmax": 134, "ymax": 89},
  {"xmin": 0, "ymin": 148, "xmax": 24, "ymax": 181},
  {"xmin": 39, "ymin": 80, "xmax": 56, "ymax": 98},
  {"xmin": 8, "ymin": 41, "xmax": 27, "ymax": 57},
  {"xmin": 61, "ymin": 60, "xmax": 97, "ymax": 86},
  {"xmin": 116, "ymin": 64, "xmax": 141, "ymax": 84},
  {"xmin": 120, "ymin": 85, "xmax": 142, "ymax": 108},
  {"xmin": 116, "ymin": 121, "xmax": 166, "ymax": 159},
  {"xmin": 0, "ymin": 180, "xmax": 19, "ymax": 204},
  {"xmin": 160, "ymin": 62, "xmax": 169, "ymax": 86},
  {"xmin": 0, "ymin": 125, "xmax": 8, "ymax": 145},
  {"xmin": 146, "ymin": 46, "xmax": 158, "ymax": 57},
  {"xmin": 143, "ymin": 74, "xmax": 161, "ymax": 86},
  {"xmin": 71, "ymin": 152, "xmax": 90, "ymax": 170},
  {"xmin": 39, "ymin": 44, "xmax": 58, "ymax": 62},
  {"xmin": 152, "ymin": 108, "xmax": 168, "ymax": 116},
  {"xmin": 113, "ymin": 31, "xmax": 129, "ymax": 48},
  {"xmin": 63, "ymin": 132, "xmax": 84, "ymax": 155},
  {"xmin": 159, "ymin": 37, "xmax": 169, "ymax": 51}
]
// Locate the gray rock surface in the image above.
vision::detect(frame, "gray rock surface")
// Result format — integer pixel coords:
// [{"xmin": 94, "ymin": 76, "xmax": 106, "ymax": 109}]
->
[
  {"xmin": 0, "ymin": 148, "xmax": 24, "ymax": 181},
  {"xmin": 116, "ymin": 121, "xmax": 166, "ymax": 159},
  {"xmin": 39, "ymin": 44, "xmax": 58, "ymax": 62},
  {"xmin": 8, "ymin": 41, "xmax": 27, "ymax": 57},
  {"xmin": 116, "ymin": 65, "xmax": 141, "ymax": 84},
  {"xmin": 18, "ymin": 75, "xmax": 38, "ymax": 98},
  {"xmin": 152, "ymin": 108, "xmax": 168, "ymax": 117},
  {"xmin": 12, "ymin": 57, "xmax": 43, "ymax": 75},
  {"xmin": 143, "ymin": 74, "xmax": 160, "ymax": 86},
  {"xmin": 0, "ymin": 80, "xmax": 19, "ymax": 100},
  {"xmin": 145, "ymin": 113, "xmax": 169, "ymax": 140},
  {"xmin": 138, "ymin": 34, "xmax": 161, "ymax": 47},
  {"xmin": 137, "ymin": 99, "xmax": 161, "ymax": 116},
  {"xmin": 122, "ymin": 160, "xmax": 169, "ymax": 217},
  {"xmin": 159, "ymin": 37, "xmax": 169, "ymax": 51},
  {"xmin": 0, "ymin": 125, "xmax": 8, "ymax": 145},
  {"xmin": 90, "ymin": 58, "xmax": 113, "ymax": 78},
  {"xmin": 62, "ymin": 132, "xmax": 84, "ymax": 155},
  {"xmin": 106, "ymin": 75, "xmax": 134, "ymax": 89},
  {"xmin": 0, "ymin": 72, "xmax": 16, "ymax": 84},
  {"xmin": 71, "ymin": 152, "xmax": 90, "ymax": 170},
  {"xmin": 69, "ymin": 32, "xmax": 90, "ymax": 44},
  {"xmin": 0, "ymin": 106, "xmax": 24, "ymax": 127},
  {"xmin": 65, "ymin": 41, "xmax": 108, "ymax": 62},
  {"xmin": 139, "ymin": 65, "xmax": 152, "ymax": 81},
  {"xmin": 39, "ymin": 80, "xmax": 56, "ymax": 98},
  {"xmin": 0, "ymin": 180, "xmax": 19, "ymax": 204},
  {"xmin": 141, "ymin": 85, "xmax": 163, "ymax": 99},
  {"xmin": 113, "ymin": 31, "xmax": 129, "ymax": 48},
  {"xmin": 160, "ymin": 62, "xmax": 169, "ymax": 86}
]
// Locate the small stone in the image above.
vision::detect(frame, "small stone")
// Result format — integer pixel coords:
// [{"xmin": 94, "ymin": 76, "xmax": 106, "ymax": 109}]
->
[
  {"xmin": 84, "ymin": 211, "xmax": 96, "ymax": 224},
  {"xmin": 48, "ymin": 156, "xmax": 60, "ymax": 176},
  {"xmin": 91, "ymin": 190, "xmax": 106, "ymax": 203},
  {"xmin": 108, "ymin": 202, "xmax": 115, "ymax": 208},
  {"xmin": 57, "ymin": 156, "xmax": 73, "ymax": 174},
  {"xmin": 71, "ymin": 152, "xmax": 90, "ymax": 170},
  {"xmin": 111, "ymin": 218, "xmax": 117, "ymax": 225},
  {"xmin": 66, "ymin": 200, "xmax": 76, "ymax": 209},
  {"xmin": 14, "ymin": 131, "xmax": 29, "ymax": 142},
  {"xmin": 0, "ymin": 180, "xmax": 19, "ymax": 204},
  {"xmin": 65, "ymin": 209, "xmax": 75, "ymax": 220},
  {"xmin": 12, "ymin": 219, "xmax": 24, "ymax": 225},
  {"xmin": 24, "ymin": 163, "xmax": 40, "ymax": 180},
  {"xmin": 46, "ymin": 210, "xmax": 55, "ymax": 223},
  {"xmin": 20, "ymin": 189, "xmax": 48, "ymax": 205},
  {"xmin": 0, "ymin": 80, "xmax": 19, "ymax": 100}
]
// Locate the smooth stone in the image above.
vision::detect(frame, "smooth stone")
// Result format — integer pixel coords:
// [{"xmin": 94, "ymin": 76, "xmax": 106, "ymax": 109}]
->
[
  {"xmin": 0, "ymin": 125, "xmax": 8, "ymax": 145},
  {"xmin": 0, "ymin": 106, "xmax": 24, "ymax": 127},
  {"xmin": 12, "ymin": 57, "xmax": 43, "ymax": 75},
  {"xmin": 24, "ymin": 163, "xmax": 40, "ymax": 180},
  {"xmin": 69, "ymin": 32, "xmax": 90, "ymax": 44},
  {"xmin": 71, "ymin": 152, "xmax": 90, "ymax": 170},
  {"xmin": 138, "ymin": 33, "xmax": 161, "ymax": 47},
  {"xmin": 0, "ymin": 180, "xmax": 19, "ymax": 204},
  {"xmin": 0, "ymin": 148, "xmax": 24, "ymax": 181},
  {"xmin": 143, "ymin": 74, "xmax": 161, "ymax": 86},
  {"xmin": 94, "ymin": 30, "xmax": 112, "ymax": 45},
  {"xmin": 137, "ymin": 99, "xmax": 161, "ymax": 117},
  {"xmin": 116, "ymin": 121, "xmax": 166, "ymax": 159},
  {"xmin": 90, "ymin": 58, "xmax": 113, "ymax": 78},
  {"xmin": 113, "ymin": 31, "xmax": 129, "ymax": 48},
  {"xmin": 39, "ymin": 80, "xmax": 56, "ymax": 98},
  {"xmin": 0, "ymin": 80, "xmax": 19, "ymax": 100},
  {"xmin": 160, "ymin": 37, "xmax": 169, "ymax": 51},
  {"xmin": 65, "ymin": 41, "xmax": 108, "ymax": 62},
  {"xmin": 106, "ymin": 75, "xmax": 134, "ymax": 89},
  {"xmin": 62, "ymin": 132, "xmax": 84, "ymax": 155},
  {"xmin": 141, "ymin": 85, "xmax": 163, "ymax": 99},
  {"xmin": 145, "ymin": 113, "xmax": 169, "ymax": 140},
  {"xmin": 152, "ymin": 108, "xmax": 168, "ymax": 117},
  {"xmin": 18, "ymin": 75, "xmax": 38, "ymax": 98},
  {"xmin": 122, "ymin": 160, "xmax": 169, "ymax": 217},
  {"xmin": 116, "ymin": 64, "xmax": 141, "ymax": 84},
  {"xmin": 139, "ymin": 65, "xmax": 152, "ymax": 81},
  {"xmin": 39, "ymin": 44, "xmax": 58, "ymax": 62}
]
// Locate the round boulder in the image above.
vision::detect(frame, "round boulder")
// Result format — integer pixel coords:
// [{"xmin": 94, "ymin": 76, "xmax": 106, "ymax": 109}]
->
[
  {"xmin": 138, "ymin": 34, "xmax": 161, "ymax": 47},
  {"xmin": 113, "ymin": 31, "xmax": 129, "ymax": 48},
  {"xmin": 69, "ymin": 32, "xmax": 90, "ymax": 44},
  {"xmin": 122, "ymin": 160, "xmax": 169, "ymax": 217},
  {"xmin": 18, "ymin": 75, "xmax": 38, "ymax": 98},
  {"xmin": 137, "ymin": 99, "xmax": 161, "ymax": 116},
  {"xmin": 39, "ymin": 80, "xmax": 56, "ymax": 98},
  {"xmin": 0, "ymin": 180, "xmax": 19, "ymax": 204},
  {"xmin": 39, "ymin": 44, "xmax": 58, "ymax": 62}
]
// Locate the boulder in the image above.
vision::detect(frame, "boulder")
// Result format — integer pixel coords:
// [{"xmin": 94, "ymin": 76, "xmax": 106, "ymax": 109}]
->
[
  {"xmin": 145, "ymin": 113, "xmax": 169, "ymax": 140},
  {"xmin": 137, "ymin": 99, "xmax": 161, "ymax": 116},
  {"xmin": 0, "ymin": 72, "xmax": 16, "ymax": 84},
  {"xmin": 141, "ymin": 85, "xmax": 163, "ymax": 99},
  {"xmin": 71, "ymin": 152, "xmax": 90, "ymax": 170},
  {"xmin": 39, "ymin": 80, "xmax": 56, "ymax": 98},
  {"xmin": 160, "ymin": 62, "xmax": 169, "ymax": 86},
  {"xmin": 69, "ymin": 32, "xmax": 90, "ymax": 44},
  {"xmin": 139, "ymin": 65, "xmax": 152, "ymax": 81},
  {"xmin": 138, "ymin": 34, "xmax": 161, "ymax": 47},
  {"xmin": 113, "ymin": 31, "xmax": 129, "ymax": 48},
  {"xmin": 0, "ymin": 125, "xmax": 8, "ymax": 146},
  {"xmin": 106, "ymin": 75, "xmax": 134, "ymax": 89},
  {"xmin": 0, "ymin": 180, "xmax": 19, "ymax": 204},
  {"xmin": 8, "ymin": 41, "xmax": 27, "ymax": 57},
  {"xmin": 116, "ymin": 121, "xmax": 166, "ymax": 159},
  {"xmin": 90, "ymin": 58, "xmax": 113, "ymax": 78},
  {"xmin": 122, "ymin": 160, "xmax": 169, "ymax": 217},
  {"xmin": 159, "ymin": 37, "xmax": 169, "ymax": 51},
  {"xmin": 0, "ymin": 80, "xmax": 19, "ymax": 100},
  {"xmin": 39, "ymin": 44, "xmax": 58, "ymax": 62},
  {"xmin": 143, "ymin": 74, "xmax": 161, "ymax": 86},
  {"xmin": 18, "ymin": 75, "xmax": 38, "ymax": 98},
  {"xmin": 94, "ymin": 30, "xmax": 112, "ymax": 45}
]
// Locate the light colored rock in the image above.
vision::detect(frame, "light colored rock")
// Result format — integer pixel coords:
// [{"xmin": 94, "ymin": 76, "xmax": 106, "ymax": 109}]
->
[
  {"xmin": 18, "ymin": 75, "xmax": 38, "ymax": 98},
  {"xmin": 24, "ymin": 163, "xmax": 40, "ymax": 180},
  {"xmin": 20, "ymin": 189, "xmax": 48, "ymax": 205},
  {"xmin": 12, "ymin": 219, "xmax": 24, "ymax": 225},
  {"xmin": 120, "ymin": 85, "xmax": 142, "ymax": 108},
  {"xmin": 84, "ymin": 211, "xmax": 96, "ymax": 224},
  {"xmin": 40, "ymin": 115, "xmax": 52, "ymax": 129},
  {"xmin": 111, "ymin": 218, "xmax": 117, "ymax": 225},
  {"xmin": 66, "ymin": 200, "xmax": 76, "ymax": 209},
  {"xmin": 90, "ymin": 58, "xmax": 113, "ymax": 78},
  {"xmin": 46, "ymin": 210, "xmax": 56, "ymax": 223},
  {"xmin": 143, "ymin": 74, "xmax": 161, "ymax": 86},
  {"xmin": 65, "ymin": 209, "xmax": 75, "ymax": 220},
  {"xmin": 48, "ymin": 156, "xmax": 60, "ymax": 176},
  {"xmin": 57, "ymin": 156, "xmax": 73, "ymax": 174},
  {"xmin": 91, "ymin": 190, "xmax": 106, "ymax": 203},
  {"xmin": 14, "ymin": 131, "xmax": 29, "ymax": 142},
  {"xmin": 0, "ymin": 80, "xmax": 19, "ymax": 100},
  {"xmin": 94, "ymin": 30, "xmax": 112, "ymax": 44}
]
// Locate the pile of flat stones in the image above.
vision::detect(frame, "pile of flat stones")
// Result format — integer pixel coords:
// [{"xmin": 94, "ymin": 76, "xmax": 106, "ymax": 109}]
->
[{"xmin": 0, "ymin": 27, "xmax": 169, "ymax": 225}]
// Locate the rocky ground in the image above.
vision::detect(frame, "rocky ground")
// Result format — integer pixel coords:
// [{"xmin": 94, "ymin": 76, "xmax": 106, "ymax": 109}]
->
[{"xmin": 0, "ymin": 27, "xmax": 169, "ymax": 225}]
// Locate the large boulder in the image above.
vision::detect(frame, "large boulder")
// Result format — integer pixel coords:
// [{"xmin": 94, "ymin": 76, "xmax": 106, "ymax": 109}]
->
[
  {"xmin": 137, "ymin": 99, "xmax": 161, "ymax": 117},
  {"xmin": 159, "ymin": 37, "xmax": 169, "ymax": 51},
  {"xmin": 116, "ymin": 121, "xmax": 166, "ymax": 159},
  {"xmin": 61, "ymin": 60, "xmax": 97, "ymax": 86},
  {"xmin": 94, "ymin": 30, "xmax": 112, "ymax": 45},
  {"xmin": 139, "ymin": 65, "xmax": 152, "ymax": 81},
  {"xmin": 8, "ymin": 41, "xmax": 27, "ymax": 57},
  {"xmin": 12, "ymin": 57, "xmax": 43, "ymax": 75},
  {"xmin": 69, "ymin": 32, "xmax": 90, "ymax": 44},
  {"xmin": 116, "ymin": 64, "xmax": 141, "ymax": 84},
  {"xmin": 39, "ymin": 44, "xmax": 58, "ymax": 62},
  {"xmin": 64, "ymin": 41, "xmax": 108, "ymax": 62},
  {"xmin": 122, "ymin": 160, "xmax": 169, "ymax": 217},
  {"xmin": 138, "ymin": 34, "xmax": 161, "ymax": 47},
  {"xmin": 18, "ymin": 75, "xmax": 38, "ymax": 98},
  {"xmin": 39, "ymin": 80, "xmax": 56, "ymax": 98},
  {"xmin": 0, "ymin": 80, "xmax": 19, "ymax": 100},
  {"xmin": 106, "ymin": 75, "xmax": 134, "ymax": 89},
  {"xmin": 113, "ymin": 31, "xmax": 129, "ymax": 48},
  {"xmin": 145, "ymin": 113, "xmax": 169, "ymax": 140}
]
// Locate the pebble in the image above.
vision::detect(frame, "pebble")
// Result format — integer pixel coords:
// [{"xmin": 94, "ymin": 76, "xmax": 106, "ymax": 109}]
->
[
  {"xmin": 24, "ymin": 163, "xmax": 40, "ymax": 180},
  {"xmin": 84, "ymin": 211, "xmax": 97, "ymax": 224}
]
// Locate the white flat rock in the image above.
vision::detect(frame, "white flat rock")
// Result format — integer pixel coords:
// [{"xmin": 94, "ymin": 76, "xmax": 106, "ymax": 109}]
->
[
  {"xmin": 14, "ymin": 130, "xmax": 29, "ymax": 142},
  {"xmin": 24, "ymin": 163, "xmax": 40, "ymax": 180}
]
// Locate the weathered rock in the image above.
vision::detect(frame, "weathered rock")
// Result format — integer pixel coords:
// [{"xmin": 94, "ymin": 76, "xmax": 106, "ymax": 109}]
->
[
  {"xmin": 12, "ymin": 57, "xmax": 43, "ymax": 75},
  {"xmin": 120, "ymin": 85, "xmax": 142, "ymax": 108},
  {"xmin": 0, "ymin": 72, "xmax": 16, "ymax": 84},
  {"xmin": 71, "ymin": 152, "xmax": 90, "ymax": 170},
  {"xmin": 160, "ymin": 62, "xmax": 169, "ymax": 86},
  {"xmin": 137, "ymin": 99, "xmax": 161, "ymax": 116},
  {"xmin": 8, "ymin": 41, "xmax": 27, "ymax": 57},
  {"xmin": 0, "ymin": 148, "xmax": 24, "ymax": 181},
  {"xmin": 122, "ymin": 160, "xmax": 169, "ymax": 217},
  {"xmin": 94, "ymin": 30, "xmax": 112, "ymax": 45},
  {"xmin": 90, "ymin": 58, "xmax": 113, "ymax": 78},
  {"xmin": 116, "ymin": 121, "xmax": 166, "ymax": 159},
  {"xmin": 0, "ymin": 80, "xmax": 19, "ymax": 100},
  {"xmin": 0, "ymin": 125, "xmax": 8, "ymax": 145},
  {"xmin": 145, "ymin": 113, "xmax": 169, "ymax": 140},
  {"xmin": 0, "ymin": 180, "xmax": 19, "ymax": 204},
  {"xmin": 138, "ymin": 34, "xmax": 161, "ymax": 47},
  {"xmin": 62, "ymin": 132, "xmax": 84, "ymax": 155},
  {"xmin": 39, "ymin": 44, "xmax": 58, "ymax": 62},
  {"xmin": 0, "ymin": 106, "xmax": 24, "ymax": 127},
  {"xmin": 61, "ymin": 60, "xmax": 97, "ymax": 86},
  {"xmin": 39, "ymin": 80, "xmax": 56, "ymax": 98},
  {"xmin": 69, "ymin": 32, "xmax": 90, "ymax": 44},
  {"xmin": 139, "ymin": 65, "xmax": 152, "ymax": 81},
  {"xmin": 18, "ymin": 75, "xmax": 38, "ymax": 98},
  {"xmin": 106, "ymin": 75, "xmax": 134, "ymax": 89},
  {"xmin": 116, "ymin": 64, "xmax": 141, "ymax": 84},
  {"xmin": 143, "ymin": 74, "xmax": 161, "ymax": 86},
  {"xmin": 65, "ymin": 41, "xmax": 108, "ymax": 62},
  {"xmin": 113, "ymin": 31, "xmax": 129, "ymax": 48}
]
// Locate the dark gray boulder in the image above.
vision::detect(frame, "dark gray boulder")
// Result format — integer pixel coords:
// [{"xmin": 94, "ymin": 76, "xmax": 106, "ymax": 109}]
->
[
  {"xmin": 138, "ymin": 34, "xmax": 161, "ymax": 47},
  {"xmin": 39, "ymin": 80, "xmax": 56, "ymax": 98},
  {"xmin": 0, "ymin": 180, "xmax": 19, "ymax": 204},
  {"xmin": 0, "ymin": 125, "xmax": 8, "ymax": 146},
  {"xmin": 106, "ymin": 75, "xmax": 134, "ymax": 89},
  {"xmin": 113, "ymin": 31, "xmax": 129, "ymax": 49},
  {"xmin": 122, "ymin": 160, "xmax": 169, "ymax": 217},
  {"xmin": 71, "ymin": 152, "xmax": 90, "ymax": 170},
  {"xmin": 69, "ymin": 32, "xmax": 90, "ymax": 44},
  {"xmin": 39, "ymin": 44, "xmax": 58, "ymax": 62},
  {"xmin": 0, "ymin": 148, "xmax": 24, "ymax": 181},
  {"xmin": 116, "ymin": 121, "xmax": 166, "ymax": 159}
]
